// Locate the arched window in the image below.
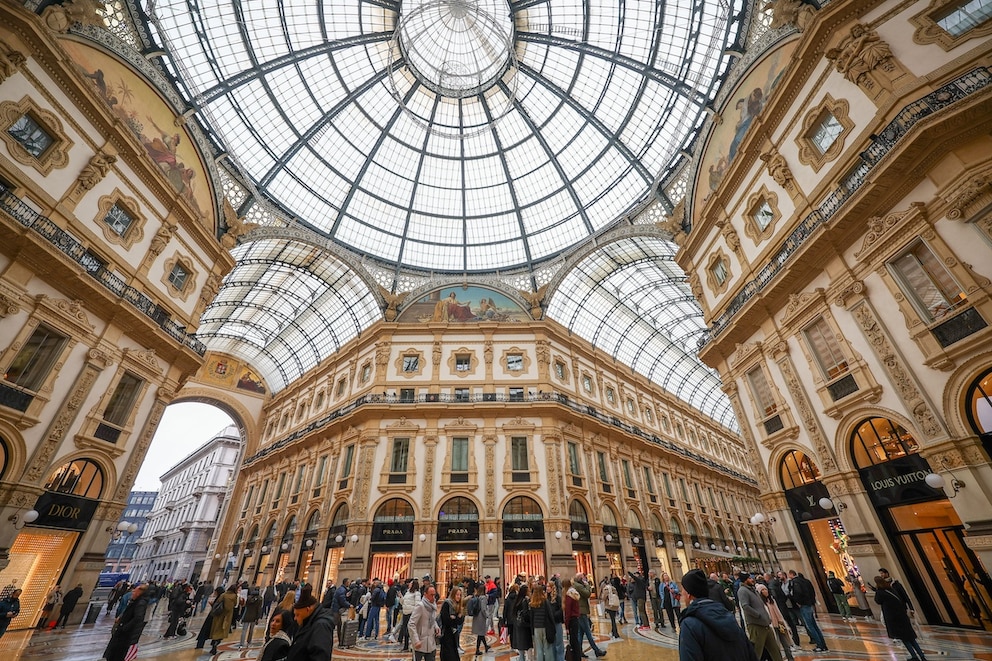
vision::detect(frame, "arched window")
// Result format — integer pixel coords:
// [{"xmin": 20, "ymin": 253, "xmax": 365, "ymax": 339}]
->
[
  {"xmin": 670, "ymin": 518, "xmax": 682, "ymax": 535},
  {"xmin": 600, "ymin": 504, "xmax": 618, "ymax": 526},
  {"xmin": 439, "ymin": 496, "xmax": 478, "ymax": 520},
  {"xmin": 0, "ymin": 437, "xmax": 8, "ymax": 480},
  {"xmin": 306, "ymin": 511, "xmax": 320, "ymax": 531},
  {"xmin": 374, "ymin": 498, "xmax": 415, "ymax": 521},
  {"xmin": 780, "ymin": 449, "xmax": 822, "ymax": 490},
  {"xmin": 331, "ymin": 503, "xmax": 350, "ymax": 527},
  {"xmin": 626, "ymin": 510, "xmax": 642, "ymax": 529},
  {"xmin": 503, "ymin": 496, "xmax": 542, "ymax": 520},
  {"xmin": 569, "ymin": 500, "xmax": 589, "ymax": 523},
  {"xmin": 232, "ymin": 528, "xmax": 244, "ymax": 554},
  {"xmin": 246, "ymin": 525, "xmax": 260, "ymax": 546},
  {"xmin": 702, "ymin": 523, "xmax": 713, "ymax": 541},
  {"xmin": 283, "ymin": 515, "xmax": 298, "ymax": 538},
  {"xmin": 649, "ymin": 513, "xmax": 664, "ymax": 534},
  {"xmin": 687, "ymin": 521, "xmax": 698, "ymax": 539},
  {"xmin": 263, "ymin": 521, "xmax": 277, "ymax": 542},
  {"xmin": 966, "ymin": 367, "xmax": 992, "ymax": 436},
  {"xmin": 851, "ymin": 417, "xmax": 919, "ymax": 468},
  {"xmin": 45, "ymin": 458, "xmax": 103, "ymax": 498}
]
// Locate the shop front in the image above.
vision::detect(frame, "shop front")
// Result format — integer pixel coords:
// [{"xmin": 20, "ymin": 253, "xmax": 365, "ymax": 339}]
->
[
  {"xmin": 852, "ymin": 417, "xmax": 992, "ymax": 630},
  {"xmin": 369, "ymin": 499, "xmax": 415, "ymax": 585},
  {"xmin": 503, "ymin": 496, "xmax": 546, "ymax": 581},
  {"xmin": 296, "ymin": 512, "xmax": 320, "ymax": 583},
  {"xmin": 322, "ymin": 503, "xmax": 349, "ymax": 589},
  {"xmin": 436, "ymin": 497, "xmax": 480, "ymax": 599},
  {"xmin": 274, "ymin": 516, "xmax": 297, "ymax": 584},
  {"xmin": 569, "ymin": 500, "xmax": 594, "ymax": 581}
]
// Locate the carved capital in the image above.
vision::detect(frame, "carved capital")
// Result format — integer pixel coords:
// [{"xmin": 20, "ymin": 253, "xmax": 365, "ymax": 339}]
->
[
  {"xmin": 833, "ymin": 280, "xmax": 865, "ymax": 309},
  {"xmin": 86, "ymin": 348, "xmax": 113, "ymax": 369},
  {"xmin": 759, "ymin": 151, "xmax": 795, "ymax": 191},
  {"xmin": 946, "ymin": 173, "xmax": 992, "ymax": 222},
  {"xmin": 0, "ymin": 40, "xmax": 27, "ymax": 84}
]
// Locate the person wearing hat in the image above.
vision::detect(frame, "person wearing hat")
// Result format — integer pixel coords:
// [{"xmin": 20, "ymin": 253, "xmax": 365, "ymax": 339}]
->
[
  {"xmin": 678, "ymin": 569, "xmax": 758, "ymax": 661},
  {"xmin": 287, "ymin": 584, "xmax": 335, "ymax": 661},
  {"xmin": 737, "ymin": 572, "xmax": 782, "ymax": 661}
]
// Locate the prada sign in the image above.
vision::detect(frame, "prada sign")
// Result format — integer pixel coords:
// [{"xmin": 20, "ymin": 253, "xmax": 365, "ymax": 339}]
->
[
  {"xmin": 33, "ymin": 491, "xmax": 99, "ymax": 531},
  {"xmin": 438, "ymin": 520, "xmax": 479, "ymax": 542},
  {"xmin": 502, "ymin": 520, "xmax": 545, "ymax": 541},
  {"xmin": 372, "ymin": 521, "xmax": 414, "ymax": 542}
]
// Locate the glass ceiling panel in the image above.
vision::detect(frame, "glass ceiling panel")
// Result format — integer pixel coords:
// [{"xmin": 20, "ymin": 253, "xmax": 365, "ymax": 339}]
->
[
  {"xmin": 196, "ymin": 238, "xmax": 381, "ymax": 392},
  {"xmin": 150, "ymin": 0, "xmax": 743, "ymax": 272},
  {"xmin": 546, "ymin": 236, "xmax": 738, "ymax": 431}
]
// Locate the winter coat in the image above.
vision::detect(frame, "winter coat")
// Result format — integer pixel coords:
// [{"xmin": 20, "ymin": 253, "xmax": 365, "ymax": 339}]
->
[
  {"xmin": 788, "ymin": 575, "xmax": 816, "ymax": 607},
  {"xmin": 510, "ymin": 593, "xmax": 533, "ymax": 651},
  {"xmin": 737, "ymin": 585, "xmax": 771, "ymax": 627},
  {"xmin": 264, "ymin": 586, "xmax": 277, "ymax": 603},
  {"xmin": 61, "ymin": 586, "xmax": 84, "ymax": 613},
  {"xmin": 875, "ymin": 588, "xmax": 917, "ymax": 642},
  {"xmin": 408, "ymin": 596, "xmax": 440, "ymax": 654},
  {"xmin": 600, "ymin": 583, "xmax": 619, "ymax": 612},
  {"xmin": 573, "ymin": 580, "xmax": 593, "ymax": 615},
  {"xmin": 243, "ymin": 591, "xmax": 264, "ymax": 623},
  {"xmin": 402, "ymin": 588, "xmax": 419, "ymax": 615},
  {"xmin": 471, "ymin": 596, "xmax": 489, "ymax": 637},
  {"xmin": 678, "ymin": 598, "xmax": 759, "ymax": 661},
  {"xmin": 439, "ymin": 599, "xmax": 465, "ymax": 661},
  {"xmin": 707, "ymin": 579, "xmax": 734, "ymax": 612},
  {"xmin": 209, "ymin": 591, "xmax": 239, "ymax": 640},
  {"xmin": 287, "ymin": 603, "xmax": 335, "ymax": 661},
  {"xmin": 260, "ymin": 630, "xmax": 292, "ymax": 661},
  {"xmin": 627, "ymin": 573, "xmax": 647, "ymax": 601}
]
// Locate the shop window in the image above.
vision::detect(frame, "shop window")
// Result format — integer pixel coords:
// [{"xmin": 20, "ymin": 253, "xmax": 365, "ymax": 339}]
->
[
  {"xmin": 1, "ymin": 324, "xmax": 68, "ymax": 411},
  {"xmin": 0, "ymin": 97, "xmax": 72, "ymax": 175},
  {"xmin": 338, "ymin": 445, "xmax": 355, "ymax": 490},
  {"xmin": 779, "ymin": 449, "xmax": 822, "ymax": 490},
  {"xmin": 797, "ymin": 95, "xmax": 853, "ymax": 171},
  {"xmin": 850, "ymin": 417, "xmax": 919, "ymax": 468},
  {"xmin": 95, "ymin": 371, "xmax": 143, "ymax": 443},
  {"xmin": 510, "ymin": 436, "xmax": 530, "ymax": 482},
  {"xmin": 888, "ymin": 241, "xmax": 969, "ymax": 323},
  {"xmin": 567, "ymin": 442, "xmax": 582, "ymax": 487},
  {"xmin": 389, "ymin": 437, "xmax": 410, "ymax": 483},
  {"xmin": 45, "ymin": 458, "xmax": 103, "ymax": 499},
  {"xmin": 912, "ymin": 0, "xmax": 992, "ymax": 49}
]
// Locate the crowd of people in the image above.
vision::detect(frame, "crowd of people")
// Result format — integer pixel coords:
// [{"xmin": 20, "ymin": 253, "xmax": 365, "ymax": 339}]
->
[{"xmin": 89, "ymin": 564, "xmax": 923, "ymax": 661}]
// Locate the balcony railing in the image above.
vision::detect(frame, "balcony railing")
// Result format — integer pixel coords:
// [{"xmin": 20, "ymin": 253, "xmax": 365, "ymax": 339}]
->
[
  {"xmin": 699, "ymin": 67, "xmax": 992, "ymax": 348},
  {"xmin": 0, "ymin": 185, "xmax": 206, "ymax": 355},
  {"xmin": 246, "ymin": 390, "xmax": 756, "ymax": 485}
]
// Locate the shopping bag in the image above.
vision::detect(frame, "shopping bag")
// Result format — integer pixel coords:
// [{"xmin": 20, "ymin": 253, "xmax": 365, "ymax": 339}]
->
[
  {"xmin": 596, "ymin": 602, "xmax": 605, "ymax": 618},
  {"xmin": 124, "ymin": 644, "xmax": 139, "ymax": 661},
  {"xmin": 499, "ymin": 626, "xmax": 509, "ymax": 644}
]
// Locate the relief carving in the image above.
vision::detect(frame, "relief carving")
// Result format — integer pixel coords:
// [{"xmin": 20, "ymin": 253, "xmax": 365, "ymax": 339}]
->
[
  {"xmin": 25, "ymin": 363, "xmax": 101, "ymax": 482},
  {"xmin": 148, "ymin": 223, "xmax": 176, "ymax": 257},
  {"xmin": 760, "ymin": 151, "xmax": 795, "ymax": 192},
  {"xmin": 74, "ymin": 151, "xmax": 117, "ymax": 194},
  {"xmin": 833, "ymin": 280, "xmax": 865, "ymax": 309},
  {"xmin": 0, "ymin": 292, "xmax": 21, "ymax": 318},
  {"xmin": 763, "ymin": 0, "xmax": 816, "ymax": 31},
  {"xmin": 825, "ymin": 24, "xmax": 909, "ymax": 98},
  {"xmin": 484, "ymin": 436, "xmax": 497, "ymax": 518},
  {"xmin": 519, "ymin": 285, "xmax": 548, "ymax": 320},
  {"xmin": 378, "ymin": 286, "xmax": 409, "ymax": 322},
  {"xmin": 946, "ymin": 173, "xmax": 992, "ymax": 221},
  {"xmin": 777, "ymin": 358, "xmax": 838, "ymax": 473},
  {"xmin": 422, "ymin": 436, "xmax": 437, "ymax": 518},
  {"xmin": 221, "ymin": 198, "xmax": 259, "ymax": 248},
  {"xmin": 0, "ymin": 40, "xmax": 27, "ymax": 84}
]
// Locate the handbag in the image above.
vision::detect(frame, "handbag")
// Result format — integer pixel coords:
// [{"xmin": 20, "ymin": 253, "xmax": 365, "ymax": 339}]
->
[
  {"xmin": 210, "ymin": 599, "xmax": 225, "ymax": 617},
  {"xmin": 348, "ymin": 606, "xmax": 357, "ymax": 621}
]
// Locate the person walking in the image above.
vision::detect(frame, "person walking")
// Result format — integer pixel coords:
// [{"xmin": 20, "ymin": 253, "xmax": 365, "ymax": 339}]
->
[
  {"xmin": 627, "ymin": 571, "xmax": 649, "ymax": 629},
  {"xmin": 510, "ymin": 583, "xmax": 533, "ymax": 661},
  {"xmin": 599, "ymin": 578, "xmax": 620, "ymax": 638},
  {"xmin": 647, "ymin": 571, "xmax": 664, "ymax": 631},
  {"xmin": 874, "ymin": 576, "xmax": 927, "ymax": 660},
  {"xmin": 563, "ymin": 580, "xmax": 580, "ymax": 661},
  {"xmin": 469, "ymin": 585, "xmax": 491, "ymax": 655},
  {"xmin": 757, "ymin": 584, "xmax": 794, "ymax": 661},
  {"xmin": 263, "ymin": 583, "xmax": 277, "ymax": 618},
  {"xmin": 737, "ymin": 573, "xmax": 782, "ymax": 661},
  {"xmin": 163, "ymin": 584, "xmax": 191, "ymax": 638},
  {"xmin": 196, "ymin": 587, "xmax": 225, "ymax": 649},
  {"xmin": 788, "ymin": 570, "xmax": 828, "ymax": 652},
  {"xmin": 363, "ymin": 579, "xmax": 386, "ymax": 640},
  {"xmin": 660, "ymin": 572, "xmax": 681, "ymax": 630},
  {"xmin": 485, "ymin": 576, "xmax": 500, "ymax": 635},
  {"xmin": 677, "ymin": 569, "xmax": 758, "ymax": 661},
  {"xmin": 572, "ymin": 573, "xmax": 606, "ymax": 657},
  {"xmin": 103, "ymin": 583, "xmax": 150, "ymax": 661},
  {"xmin": 438, "ymin": 586, "xmax": 466, "ymax": 661},
  {"xmin": 57, "ymin": 583, "xmax": 84, "ymax": 629},
  {"xmin": 528, "ymin": 583, "xmax": 557, "ymax": 661},
  {"xmin": 399, "ymin": 579, "xmax": 420, "ymax": 652},
  {"xmin": 260, "ymin": 609, "xmax": 295, "ymax": 661},
  {"xmin": 38, "ymin": 584, "xmax": 62, "ymax": 629},
  {"xmin": 240, "ymin": 586, "xmax": 264, "ymax": 648},
  {"xmin": 770, "ymin": 571, "xmax": 800, "ymax": 650},
  {"xmin": 409, "ymin": 585, "xmax": 441, "ymax": 661},
  {"xmin": 0, "ymin": 589, "xmax": 22, "ymax": 639},
  {"xmin": 209, "ymin": 584, "xmax": 240, "ymax": 656},
  {"xmin": 826, "ymin": 572, "xmax": 852, "ymax": 621}
]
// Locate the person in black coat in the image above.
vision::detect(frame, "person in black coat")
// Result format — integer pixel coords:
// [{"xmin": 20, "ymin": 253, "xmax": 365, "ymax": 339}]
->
[
  {"xmin": 57, "ymin": 584, "xmax": 84, "ymax": 629},
  {"xmin": 706, "ymin": 573, "xmax": 734, "ymax": 613},
  {"xmin": 510, "ymin": 584, "xmax": 533, "ymax": 656},
  {"xmin": 103, "ymin": 584, "xmax": 150, "ymax": 661},
  {"xmin": 287, "ymin": 585, "xmax": 335, "ymax": 661},
  {"xmin": 164, "ymin": 585, "xmax": 192, "ymax": 637},
  {"xmin": 438, "ymin": 587, "xmax": 466, "ymax": 661},
  {"xmin": 874, "ymin": 576, "xmax": 927, "ymax": 661}
]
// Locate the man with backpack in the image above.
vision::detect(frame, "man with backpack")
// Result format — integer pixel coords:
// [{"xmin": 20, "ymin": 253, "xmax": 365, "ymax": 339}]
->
[{"xmin": 363, "ymin": 579, "xmax": 386, "ymax": 639}]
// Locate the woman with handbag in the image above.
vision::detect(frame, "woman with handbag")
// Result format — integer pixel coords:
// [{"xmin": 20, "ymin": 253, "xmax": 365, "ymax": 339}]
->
[
  {"xmin": 470, "ymin": 585, "xmax": 491, "ymax": 655},
  {"xmin": 439, "ymin": 586, "xmax": 466, "ymax": 661},
  {"xmin": 528, "ymin": 584, "xmax": 556, "ymax": 661},
  {"xmin": 599, "ymin": 578, "xmax": 620, "ymax": 639},
  {"xmin": 757, "ymin": 584, "xmax": 794, "ymax": 661},
  {"xmin": 510, "ymin": 584, "xmax": 532, "ymax": 661},
  {"xmin": 874, "ymin": 576, "xmax": 927, "ymax": 661}
]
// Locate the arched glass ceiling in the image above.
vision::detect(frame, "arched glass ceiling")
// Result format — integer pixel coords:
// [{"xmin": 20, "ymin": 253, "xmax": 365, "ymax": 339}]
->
[
  {"xmin": 546, "ymin": 236, "xmax": 737, "ymax": 431},
  {"xmin": 197, "ymin": 238, "xmax": 381, "ymax": 391},
  {"xmin": 148, "ymin": 0, "xmax": 743, "ymax": 272}
]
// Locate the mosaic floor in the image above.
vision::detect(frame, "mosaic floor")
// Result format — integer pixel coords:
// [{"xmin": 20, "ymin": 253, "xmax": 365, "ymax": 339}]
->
[{"xmin": 1, "ymin": 605, "xmax": 990, "ymax": 661}]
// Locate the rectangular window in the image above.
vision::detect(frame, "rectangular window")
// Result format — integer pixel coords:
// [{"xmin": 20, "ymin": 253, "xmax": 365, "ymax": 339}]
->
[
  {"xmin": 454, "ymin": 387, "xmax": 470, "ymax": 401},
  {"xmin": 746, "ymin": 367, "xmax": 777, "ymax": 417},
  {"xmin": 508, "ymin": 387, "xmax": 524, "ymax": 401},
  {"xmin": 711, "ymin": 259, "xmax": 729, "ymax": 286},
  {"xmin": 808, "ymin": 111, "xmax": 843, "ymax": 154},
  {"xmin": 679, "ymin": 478, "xmax": 689, "ymax": 501},
  {"xmin": 621, "ymin": 460, "xmax": 634, "ymax": 490},
  {"xmin": 336, "ymin": 378, "xmax": 346, "ymax": 396},
  {"xmin": 643, "ymin": 466, "xmax": 655, "ymax": 494},
  {"xmin": 274, "ymin": 473, "xmax": 286, "ymax": 500},
  {"xmin": 606, "ymin": 387, "xmax": 616, "ymax": 404},
  {"xmin": 399, "ymin": 388, "xmax": 415, "ymax": 402},
  {"xmin": 167, "ymin": 262, "xmax": 189, "ymax": 291},
  {"xmin": 8, "ymin": 113, "xmax": 53, "ymax": 157},
  {"xmin": 754, "ymin": 199, "xmax": 774, "ymax": 231},
  {"xmin": 626, "ymin": 398, "xmax": 636, "ymax": 414},
  {"xmin": 663, "ymin": 472, "xmax": 673, "ymax": 498},
  {"xmin": 803, "ymin": 317, "xmax": 849, "ymax": 379},
  {"xmin": 890, "ymin": 242, "xmax": 966, "ymax": 322},
  {"xmin": 507, "ymin": 354, "xmax": 523, "ymax": 371},
  {"xmin": 554, "ymin": 361, "xmax": 565, "ymax": 379},
  {"xmin": 402, "ymin": 355, "xmax": 419, "ymax": 372},
  {"xmin": 511, "ymin": 436, "xmax": 530, "ymax": 481},
  {"xmin": 341, "ymin": 446, "xmax": 355, "ymax": 478},
  {"xmin": 315, "ymin": 456, "xmax": 327, "ymax": 486},
  {"xmin": 361, "ymin": 364, "xmax": 371, "ymax": 382},
  {"xmin": 4, "ymin": 324, "xmax": 68, "ymax": 392},
  {"xmin": 103, "ymin": 372, "xmax": 143, "ymax": 426},
  {"xmin": 598, "ymin": 453, "xmax": 609, "ymax": 482},
  {"xmin": 293, "ymin": 465, "xmax": 306, "ymax": 494},
  {"xmin": 390, "ymin": 438, "xmax": 410, "ymax": 474},
  {"xmin": 451, "ymin": 437, "xmax": 469, "ymax": 474},
  {"xmin": 104, "ymin": 203, "xmax": 135, "ymax": 237},
  {"xmin": 567, "ymin": 442, "xmax": 581, "ymax": 475},
  {"xmin": 455, "ymin": 354, "xmax": 471, "ymax": 371},
  {"xmin": 242, "ymin": 485, "xmax": 254, "ymax": 514},
  {"xmin": 257, "ymin": 480, "xmax": 269, "ymax": 511},
  {"xmin": 936, "ymin": 0, "xmax": 992, "ymax": 35},
  {"xmin": 582, "ymin": 375, "xmax": 592, "ymax": 392}
]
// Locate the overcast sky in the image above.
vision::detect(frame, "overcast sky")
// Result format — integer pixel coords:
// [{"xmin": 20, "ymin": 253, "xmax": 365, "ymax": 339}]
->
[{"xmin": 132, "ymin": 402, "xmax": 235, "ymax": 491}]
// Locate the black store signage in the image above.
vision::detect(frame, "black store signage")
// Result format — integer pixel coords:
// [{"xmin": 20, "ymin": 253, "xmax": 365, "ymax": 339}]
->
[
  {"xmin": 372, "ymin": 521, "xmax": 415, "ymax": 542},
  {"xmin": 571, "ymin": 523, "xmax": 591, "ymax": 544},
  {"xmin": 604, "ymin": 525, "xmax": 621, "ymax": 549},
  {"xmin": 33, "ymin": 491, "xmax": 99, "ymax": 531},
  {"xmin": 503, "ymin": 520, "xmax": 545, "ymax": 541},
  {"xmin": 438, "ymin": 520, "xmax": 479, "ymax": 543},
  {"xmin": 859, "ymin": 454, "xmax": 943, "ymax": 507}
]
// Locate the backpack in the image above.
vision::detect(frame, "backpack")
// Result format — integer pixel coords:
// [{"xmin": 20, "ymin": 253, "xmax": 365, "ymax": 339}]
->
[{"xmin": 468, "ymin": 596, "xmax": 481, "ymax": 617}]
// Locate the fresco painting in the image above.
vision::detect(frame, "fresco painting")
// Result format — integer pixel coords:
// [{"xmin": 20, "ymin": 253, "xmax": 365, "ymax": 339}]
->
[
  {"xmin": 397, "ymin": 286, "xmax": 530, "ymax": 323},
  {"xmin": 62, "ymin": 40, "xmax": 213, "ymax": 224},
  {"xmin": 695, "ymin": 39, "xmax": 797, "ymax": 211}
]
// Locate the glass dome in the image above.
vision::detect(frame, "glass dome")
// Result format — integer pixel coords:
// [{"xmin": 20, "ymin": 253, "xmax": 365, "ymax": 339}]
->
[{"xmin": 148, "ymin": 0, "xmax": 742, "ymax": 272}]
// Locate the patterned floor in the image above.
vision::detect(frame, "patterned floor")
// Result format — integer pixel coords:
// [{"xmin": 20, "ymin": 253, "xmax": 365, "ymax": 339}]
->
[{"xmin": 1, "ymin": 606, "xmax": 990, "ymax": 661}]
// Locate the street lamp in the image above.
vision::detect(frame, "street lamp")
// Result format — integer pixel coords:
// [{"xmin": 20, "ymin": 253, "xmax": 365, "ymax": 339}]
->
[{"xmin": 114, "ymin": 521, "xmax": 140, "ymax": 573}]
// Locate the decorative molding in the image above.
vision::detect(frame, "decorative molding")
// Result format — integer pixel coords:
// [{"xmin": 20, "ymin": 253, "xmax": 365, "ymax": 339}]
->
[
  {"xmin": 759, "ymin": 151, "xmax": 798, "ymax": 198},
  {"xmin": 0, "ymin": 96, "xmax": 74, "ymax": 176},
  {"xmin": 825, "ymin": 23, "xmax": 909, "ymax": 103},
  {"xmin": 421, "ymin": 435, "xmax": 437, "ymax": 518},
  {"xmin": 725, "ymin": 389, "xmax": 769, "ymax": 491},
  {"xmin": 854, "ymin": 204, "xmax": 924, "ymax": 261},
  {"xmin": 67, "ymin": 150, "xmax": 117, "ymax": 203},
  {"xmin": 765, "ymin": 0, "xmax": 816, "ymax": 31},
  {"xmin": 945, "ymin": 172, "xmax": 992, "ymax": 222},
  {"xmin": 544, "ymin": 440, "xmax": 563, "ymax": 516},
  {"xmin": 795, "ymin": 94, "xmax": 853, "ymax": 172},
  {"xmin": 731, "ymin": 341, "xmax": 763, "ymax": 368},
  {"xmin": 148, "ymin": 222, "xmax": 177, "ymax": 258},
  {"xmin": 851, "ymin": 302, "xmax": 946, "ymax": 439},
  {"xmin": 743, "ymin": 185, "xmax": 782, "ymax": 244},
  {"xmin": 781, "ymin": 288, "xmax": 826, "ymax": 326},
  {"xmin": 518, "ymin": 285, "xmax": 548, "ymax": 320},
  {"xmin": 911, "ymin": 0, "xmax": 992, "ymax": 51},
  {"xmin": 776, "ymin": 357, "xmax": 838, "ymax": 473},
  {"xmin": 484, "ymin": 435, "xmax": 497, "ymax": 518},
  {"xmin": 378, "ymin": 286, "xmax": 409, "ymax": 322},
  {"xmin": 833, "ymin": 280, "xmax": 866, "ymax": 309},
  {"xmin": 41, "ymin": 0, "xmax": 105, "ymax": 33},
  {"xmin": 161, "ymin": 252, "xmax": 198, "ymax": 302},
  {"xmin": 0, "ymin": 39, "xmax": 27, "ymax": 84},
  {"xmin": 96, "ymin": 189, "xmax": 147, "ymax": 251}
]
